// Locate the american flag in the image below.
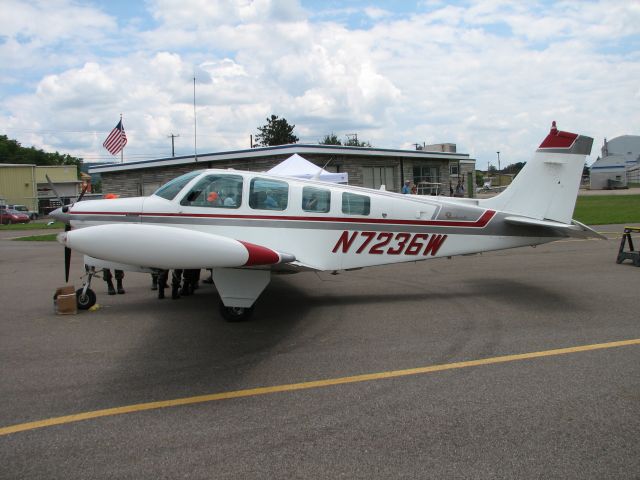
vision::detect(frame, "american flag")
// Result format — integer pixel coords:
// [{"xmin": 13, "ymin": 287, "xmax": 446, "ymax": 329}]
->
[{"xmin": 103, "ymin": 119, "xmax": 128, "ymax": 155}]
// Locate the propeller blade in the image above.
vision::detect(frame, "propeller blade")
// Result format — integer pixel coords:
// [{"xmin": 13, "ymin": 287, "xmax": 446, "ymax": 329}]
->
[
  {"xmin": 45, "ymin": 174, "xmax": 64, "ymax": 205},
  {"xmin": 76, "ymin": 183, "xmax": 89, "ymax": 203},
  {"xmin": 64, "ymin": 246, "xmax": 71, "ymax": 283},
  {"xmin": 64, "ymin": 223, "xmax": 71, "ymax": 282}
]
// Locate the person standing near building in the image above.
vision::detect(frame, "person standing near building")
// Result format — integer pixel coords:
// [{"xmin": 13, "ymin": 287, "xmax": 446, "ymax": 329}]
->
[{"xmin": 402, "ymin": 180, "xmax": 411, "ymax": 194}]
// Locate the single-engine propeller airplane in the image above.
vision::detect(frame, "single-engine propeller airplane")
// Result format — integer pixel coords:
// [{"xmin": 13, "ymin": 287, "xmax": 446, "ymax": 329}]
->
[{"xmin": 51, "ymin": 122, "xmax": 603, "ymax": 321}]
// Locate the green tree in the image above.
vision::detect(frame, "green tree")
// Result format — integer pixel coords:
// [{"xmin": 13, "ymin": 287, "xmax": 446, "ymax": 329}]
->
[
  {"xmin": 0, "ymin": 135, "xmax": 82, "ymax": 176},
  {"xmin": 320, "ymin": 133, "xmax": 342, "ymax": 145},
  {"xmin": 505, "ymin": 161, "xmax": 526, "ymax": 175},
  {"xmin": 255, "ymin": 115, "xmax": 299, "ymax": 146}
]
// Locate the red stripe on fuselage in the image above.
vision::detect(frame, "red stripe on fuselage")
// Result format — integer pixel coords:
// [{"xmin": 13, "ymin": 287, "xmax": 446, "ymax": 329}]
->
[{"xmin": 68, "ymin": 209, "xmax": 496, "ymax": 228}]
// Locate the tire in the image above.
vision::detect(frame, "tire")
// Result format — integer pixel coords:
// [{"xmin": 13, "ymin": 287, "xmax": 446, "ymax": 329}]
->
[
  {"xmin": 616, "ymin": 254, "xmax": 624, "ymax": 264},
  {"xmin": 76, "ymin": 288, "xmax": 97, "ymax": 310},
  {"xmin": 219, "ymin": 300, "xmax": 254, "ymax": 322}
]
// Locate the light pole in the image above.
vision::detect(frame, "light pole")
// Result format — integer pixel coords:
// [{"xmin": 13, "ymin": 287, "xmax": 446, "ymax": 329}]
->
[{"xmin": 496, "ymin": 151, "xmax": 501, "ymax": 187}]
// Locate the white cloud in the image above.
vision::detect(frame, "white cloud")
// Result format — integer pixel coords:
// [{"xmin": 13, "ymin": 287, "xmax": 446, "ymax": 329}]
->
[
  {"xmin": 364, "ymin": 7, "xmax": 392, "ymax": 20},
  {"xmin": 0, "ymin": 0, "xmax": 639, "ymax": 168},
  {"xmin": 148, "ymin": 0, "xmax": 306, "ymax": 27}
]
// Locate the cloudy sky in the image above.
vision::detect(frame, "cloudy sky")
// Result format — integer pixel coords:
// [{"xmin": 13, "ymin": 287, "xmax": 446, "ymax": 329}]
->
[{"xmin": 1, "ymin": 0, "xmax": 639, "ymax": 169}]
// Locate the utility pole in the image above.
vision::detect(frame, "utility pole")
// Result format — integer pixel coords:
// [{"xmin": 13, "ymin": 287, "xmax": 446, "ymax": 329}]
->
[
  {"xmin": 167, "ymin": 133, "xmax": 180, "ymax": 157},
  {"xmin": 496, "ymin": 151, "xmax": 501, "ymax": 187}
]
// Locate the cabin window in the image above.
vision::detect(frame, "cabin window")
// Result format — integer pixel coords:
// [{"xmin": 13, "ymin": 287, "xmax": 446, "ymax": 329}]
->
[
  {"xmin": 249, "ymin": 178, "xmax": 289, "ymax": 211},
  {"xmin": 180, "ymin": 174, "xmax": 243, "ymax": 208},
  {"xmin": 342, "ymin": 192, "xmax": 370, "ymax": 215},
  {"xmin": 154, "ymin": 170, "xmax": 203, "ymax": 200},
  {"xmin": 302, "ymin": 187, "xmax": 331, "ymax": 213}
]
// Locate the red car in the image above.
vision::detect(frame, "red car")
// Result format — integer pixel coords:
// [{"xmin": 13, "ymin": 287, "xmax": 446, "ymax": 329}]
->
[{"xmin": 0, "ymin": 209, "xmax": 30, "ymax": 224}]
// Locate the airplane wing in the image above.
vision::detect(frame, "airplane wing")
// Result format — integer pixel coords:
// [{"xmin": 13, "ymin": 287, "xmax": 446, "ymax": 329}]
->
[
  {"xmin": 58, "ymin": 223, "xmax": 296, "ymax": 270},
  {"xmin": 504, "ymin": 216, "xmax": 606, "ymax": 239}
]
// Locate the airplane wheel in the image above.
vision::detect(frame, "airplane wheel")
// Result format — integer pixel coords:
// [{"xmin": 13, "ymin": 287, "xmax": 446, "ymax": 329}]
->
[
  {"xmin": 76, "ymin": 288, "xmax": 96, "ymax": 310},
  {"xmin": 219, "ymin": 301, "xmax": 254, "ymax": 322}
]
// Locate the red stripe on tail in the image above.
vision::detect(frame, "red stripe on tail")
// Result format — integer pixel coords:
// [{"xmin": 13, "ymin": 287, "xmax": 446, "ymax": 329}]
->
[{"xmin": 538, "ymin": 121, "xmax": 578, "ymax": 149}]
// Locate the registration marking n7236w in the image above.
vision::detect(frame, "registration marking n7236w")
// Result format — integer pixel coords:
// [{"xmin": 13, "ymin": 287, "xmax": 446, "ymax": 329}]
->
[{"xmin": 332, "ymin": 231, "xmax": 448, "ymax": 256}]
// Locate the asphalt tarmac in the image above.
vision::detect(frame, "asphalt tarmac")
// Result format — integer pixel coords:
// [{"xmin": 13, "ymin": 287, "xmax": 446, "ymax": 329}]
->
[{"xmin": 1, "ymin": 226, "xmax": 639, "ymax": 479}]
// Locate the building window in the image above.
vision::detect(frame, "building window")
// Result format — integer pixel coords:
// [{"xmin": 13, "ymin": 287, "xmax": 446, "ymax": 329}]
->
[
  {"xmin": 413, "ymin": 165, "xmax": 441, "ymax": 195},
  {"xmin": 249, "ymin": 178, "xmax": 289, "ymax": 211},
  {"xmin": 180, "ymin": 174, "xmax": 243, "ymax": 208},
  {"xmin": 449, "ymin": 164, "xmax": 459, "ymax": 176},
  {"xmin": 342, "ymin": 192, "xmax": 370, "ymax": 215},
  {"xmin": 362, "ymin": 166, "xmax": 395, "ymax": 190},
  {"xmin": 302, "ymin": 186, "xmax": 331, "ymax": 213}
]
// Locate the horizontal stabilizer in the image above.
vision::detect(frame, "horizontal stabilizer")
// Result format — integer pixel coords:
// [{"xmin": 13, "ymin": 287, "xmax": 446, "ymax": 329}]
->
[{"xmin": 504, "ymin": 216, "xmax": 606, "ymax": 239}]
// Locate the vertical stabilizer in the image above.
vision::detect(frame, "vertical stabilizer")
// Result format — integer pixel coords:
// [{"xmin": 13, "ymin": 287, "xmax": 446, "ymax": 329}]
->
[{"xmin": 482, "ymin": 122, "xmax": 593, "ymax": 224}]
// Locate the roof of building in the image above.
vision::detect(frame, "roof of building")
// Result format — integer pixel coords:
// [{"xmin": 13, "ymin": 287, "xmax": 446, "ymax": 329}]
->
[{"xmin": 89, "ymin": 143, "xmax": 473, "ymax": 174}]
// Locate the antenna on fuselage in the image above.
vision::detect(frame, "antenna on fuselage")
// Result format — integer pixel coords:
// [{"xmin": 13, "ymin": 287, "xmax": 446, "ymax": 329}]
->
[{"xmin": 313, "ymin": 155, "xmax": 335, "ymax": 181}]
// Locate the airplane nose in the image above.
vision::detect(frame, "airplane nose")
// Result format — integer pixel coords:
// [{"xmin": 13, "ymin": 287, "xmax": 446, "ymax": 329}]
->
[{"xmin": 50, "ymin": 207, "xmax": 70, "ymax": 225}]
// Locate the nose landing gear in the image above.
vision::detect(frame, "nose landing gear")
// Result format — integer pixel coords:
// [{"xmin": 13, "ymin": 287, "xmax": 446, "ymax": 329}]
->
[{"xmin": 75, "ymin": 266, "xmax": 98, "ymax": 310}]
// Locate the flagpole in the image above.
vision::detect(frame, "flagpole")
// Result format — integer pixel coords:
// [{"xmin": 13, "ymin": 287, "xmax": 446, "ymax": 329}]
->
[
  {"xmin": 120, "ymin": 113, "xmax": 124, "ymax": 164},
  {"xmin": 193, "ymin": 76, "xmax": 198, "ymax": 163}
]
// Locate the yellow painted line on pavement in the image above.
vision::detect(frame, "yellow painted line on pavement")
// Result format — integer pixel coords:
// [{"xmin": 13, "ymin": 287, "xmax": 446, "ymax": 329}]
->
[{"xmin": 1, "ymin": 338, "xmax": 639, "ymax": 437}]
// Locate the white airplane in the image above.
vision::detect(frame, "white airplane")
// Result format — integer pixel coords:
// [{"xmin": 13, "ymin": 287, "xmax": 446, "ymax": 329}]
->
[{"xmin": 52, "ymin": 122, "xmax": 602, "ymax": 321}]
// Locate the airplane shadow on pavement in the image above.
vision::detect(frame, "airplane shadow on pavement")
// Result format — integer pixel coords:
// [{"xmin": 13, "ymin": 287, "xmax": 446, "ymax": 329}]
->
[{"xmin": 86, "ymin": 274, "xmax": 584, "ymax": 409}]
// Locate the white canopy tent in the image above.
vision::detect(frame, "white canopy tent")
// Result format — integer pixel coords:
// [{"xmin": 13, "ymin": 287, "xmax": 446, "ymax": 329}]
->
[{"xmin": 267, "ymin": 154, "xmax": 348, "ymax": 183}]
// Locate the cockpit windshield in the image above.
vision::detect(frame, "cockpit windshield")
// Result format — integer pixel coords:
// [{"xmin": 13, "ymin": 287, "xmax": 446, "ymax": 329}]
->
[{"xmin": 153, "ymin": 171, "xmax": 203, "ymax": 200}]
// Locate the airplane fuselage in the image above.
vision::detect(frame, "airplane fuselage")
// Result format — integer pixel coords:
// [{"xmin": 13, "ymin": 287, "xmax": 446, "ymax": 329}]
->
[{"xmin": 63, "ymin": 169, "xmax": 559, "ymax": 272}]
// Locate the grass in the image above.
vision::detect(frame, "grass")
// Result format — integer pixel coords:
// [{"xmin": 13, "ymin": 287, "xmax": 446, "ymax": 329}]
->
[
  {"xmin": 0, "ymin": 221, "xmax": 64, "ymax": 230},
  {"xmin": 573, "ymin": 195, "xmax": 640, "ymax": 225},
  {"xmin": 12, "ymin": 233, "xmax": 59, "ymax": 241}
]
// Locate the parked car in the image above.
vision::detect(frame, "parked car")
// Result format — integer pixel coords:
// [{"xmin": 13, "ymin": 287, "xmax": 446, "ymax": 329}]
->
[
  {"xmin": 0, "ymin": 209, "xmax": 30, "ymax": 224},
  {"xmin": 9, "ymin": 204, "xmax": 38, "ymax": 220}
]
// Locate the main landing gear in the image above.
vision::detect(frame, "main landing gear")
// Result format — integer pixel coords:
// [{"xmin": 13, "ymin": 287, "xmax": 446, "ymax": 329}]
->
[
  {"xmin": 75, "ymin": 266, "xmax": 98, "ymax": 310},
  {"xmin": 212, "ymin": 267, "xmax": 270, "ymax": 323},
  {"xmin": 218, "ymin": 301, "xmax": 255, "ymax": 322}
]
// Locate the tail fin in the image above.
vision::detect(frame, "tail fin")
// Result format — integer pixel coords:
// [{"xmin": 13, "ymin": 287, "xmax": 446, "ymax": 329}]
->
[{"xmin": 483, "ymin": 122, "xmax": 593, "ymax": 224}]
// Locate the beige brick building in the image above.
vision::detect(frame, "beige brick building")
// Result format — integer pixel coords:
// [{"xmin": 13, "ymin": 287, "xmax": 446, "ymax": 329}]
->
[{"xmin": 90, "ymin": 144, "xmax": 475, "ymax": 198}]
